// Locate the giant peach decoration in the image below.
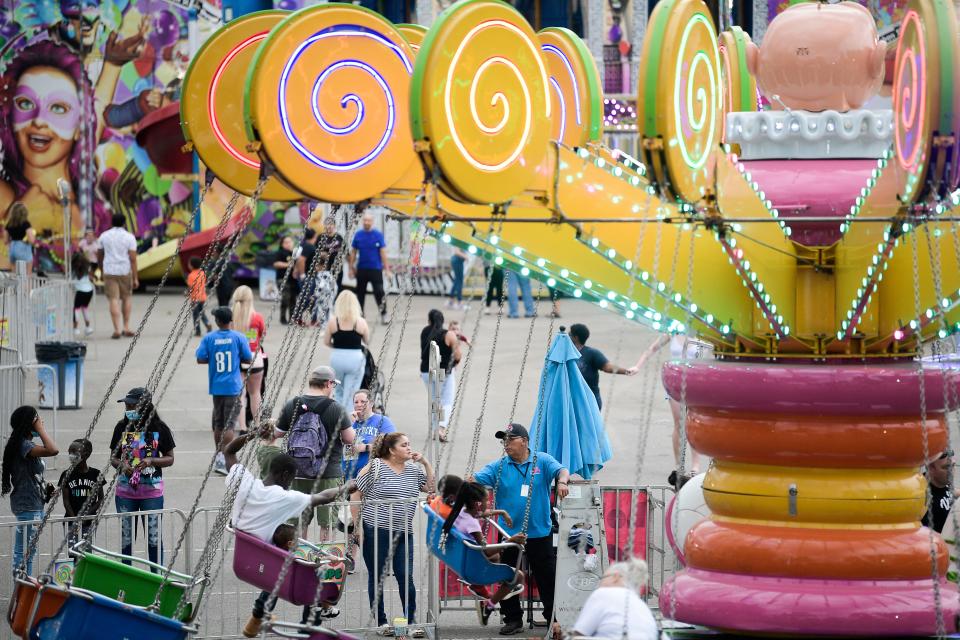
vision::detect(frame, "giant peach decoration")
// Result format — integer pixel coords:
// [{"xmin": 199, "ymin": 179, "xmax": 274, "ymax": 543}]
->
[{"xmin": 745, "ymin": 2, "xmax": 886, "ymax": 111}]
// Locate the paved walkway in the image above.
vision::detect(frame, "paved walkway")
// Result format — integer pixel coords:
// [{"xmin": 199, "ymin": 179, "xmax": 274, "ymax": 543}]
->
[{"xmin": 3, "ymin": 286, "xmax": 679, "ymax": 638}]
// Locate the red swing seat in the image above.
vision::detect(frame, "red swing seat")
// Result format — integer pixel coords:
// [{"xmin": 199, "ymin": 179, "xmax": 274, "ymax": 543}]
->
[{"xmin": 229, "ymin": 526, "xmax": 345, "ymax": 606}]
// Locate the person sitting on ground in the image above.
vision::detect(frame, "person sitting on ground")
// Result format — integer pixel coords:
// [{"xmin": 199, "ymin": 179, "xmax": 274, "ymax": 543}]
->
[
  {"xmin": 428, "ymin": 474, "xmax": 464, "ymax": 519},
  {"xmin": 272, "ymin": 522, "xmax": 297, "ymax": 551},
  {"xmin": 552, "ymin": 558, "xmax": 659, "ymax": 640},
  {"xmin": 442, "ymin": 481, "xmax": 525, "ymax": 626},
  {"xmin": 222, "ymin": 429, "xmax": 356, "ymax": 638},
  {"xmin": 58, "ymin": 438, "xmax": 104, "ymax": 545}
]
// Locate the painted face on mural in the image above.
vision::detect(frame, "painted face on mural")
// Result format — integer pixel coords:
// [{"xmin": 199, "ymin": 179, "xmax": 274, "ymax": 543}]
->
[{"xmin": 13, "ymin": 66, "xmax": 81, "ymax": 170}]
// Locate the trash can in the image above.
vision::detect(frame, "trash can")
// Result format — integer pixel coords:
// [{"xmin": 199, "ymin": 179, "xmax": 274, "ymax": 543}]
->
[{"xmin": 35, "ymin": 341, "xmax": 87, "ymax": 409}]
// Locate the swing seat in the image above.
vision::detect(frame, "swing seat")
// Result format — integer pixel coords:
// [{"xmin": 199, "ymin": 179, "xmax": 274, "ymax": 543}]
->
[
  {"xmin": 266, "ymin": 620, "xmax": 361, "ymax": 639},
  {"xmin": 11, "ymin": 580, "xmax": 192, "ymax": 640},
  {"xmin": 423, "ymin": 504, "xmax": 520, "ymax": 587},
  {"xmin": 230, "ymin": 527, "xmax": 344, "ymax": 606},
  {"xmin": 70, "ymin": 544, "xmax": 206, "ymax": 622},
  {"xmin": 8, "ymin": 577, "xmax": 69, "ymax": 638}
]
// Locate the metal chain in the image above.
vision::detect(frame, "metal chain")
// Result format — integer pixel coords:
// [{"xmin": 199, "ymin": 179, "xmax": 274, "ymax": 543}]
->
[
  {"xmin": 911, "ymin": 228, "xmax": 946, "ymax": 637},
  {"xmin": 27, "ymin": 179, "xmax": 213, "ymax": 576}
]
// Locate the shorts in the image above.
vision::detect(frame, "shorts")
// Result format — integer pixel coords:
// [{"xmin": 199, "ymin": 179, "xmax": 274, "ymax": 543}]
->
[
  {"xmin": 9, "ymin": 240, "xmax": 33, "ymax": 263},
  {"xmin": 211, "ymin": 394, "xmax": 241, "ymax": 431},
  {"xmin": 74, "ymin": 290, "xmax": 93, "ymax": 309},
  {"xmin": 103, "ymin": 273, "xmax": 133, "ymax": 300},
  {"xmin": 292, "ymin": 477, "xmax": 342, "ymax": 529}
]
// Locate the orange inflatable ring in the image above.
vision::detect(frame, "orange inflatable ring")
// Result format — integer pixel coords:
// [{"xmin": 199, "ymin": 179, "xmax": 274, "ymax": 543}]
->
[
  {"xmin": 685, "ymin": 519, "xmax": 948, "ymax": 580},
  {"xmin": 687, "ymin": 408, "xmax": 947, "ymax": 468}
]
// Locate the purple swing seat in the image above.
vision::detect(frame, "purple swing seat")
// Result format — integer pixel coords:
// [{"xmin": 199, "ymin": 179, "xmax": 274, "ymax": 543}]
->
[{"xmin": 231, "ymin": 528, "xmax": 343, "ymax": 606}]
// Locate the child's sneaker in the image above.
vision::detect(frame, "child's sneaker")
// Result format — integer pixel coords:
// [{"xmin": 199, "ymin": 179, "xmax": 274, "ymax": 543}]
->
[{"xmin": 502, "ymin": 583, "xmax": 525, "ymax": 600}]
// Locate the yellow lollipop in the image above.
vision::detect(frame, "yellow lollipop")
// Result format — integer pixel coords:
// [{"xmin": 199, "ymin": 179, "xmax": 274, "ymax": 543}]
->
[
  {"xmin": 181, "ymin": 11, "xmax": 302, "ymax": 201},
  {"xmin": 397, "ymin": 23, "xmax": 427, "ymax": 55},
  {"xmin": 411, "ymin": 0, "xmax": 552, "ymax": 204},
  {"xmin": 538, "ymin": 27, "xmax": 603, "ymax": 148},
  {"xmin": 244, "ymin": 4, "xmax": 417, "ymax": 203}
]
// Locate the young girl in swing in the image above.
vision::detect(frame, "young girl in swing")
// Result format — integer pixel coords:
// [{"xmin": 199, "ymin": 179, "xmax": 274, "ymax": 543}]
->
[{"xmin": 442, "ymin": 481, "xmax": 525, "ymax": 626}]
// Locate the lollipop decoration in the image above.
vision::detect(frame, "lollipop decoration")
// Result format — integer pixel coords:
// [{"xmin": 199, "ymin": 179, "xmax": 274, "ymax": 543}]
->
[
  {"xmin": 538, "ymin": 27, "xmax": 603, "ymax": 148},
  {"xmin": 244, "ymin": 4, "xmax": 417, "ymax": 203},
  {"xmin": 637, "ymin": 0, "xmax": 722, "ymax": 203},
  {"xmin": 397, "ymin": 23, "xmax": 427, "ymax": 54},
  {"xmin": 411, "ymin": 0, "xmax": 552, "ymax": 204},
  {"xmin": 181, "ymin": 11, "xmax": 301, "ymax": 201},
  {"xmin": 892, "ymin": 0, "xmax": 959, "ymax": 203},
  {"xmin": 719, "ymin": 26, "xmax": 758, "ymax": 147}
]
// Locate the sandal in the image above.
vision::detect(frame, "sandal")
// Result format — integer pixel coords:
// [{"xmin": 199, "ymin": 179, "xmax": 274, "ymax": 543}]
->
[
  {"xmin": 110, "ymin": 332, "xmax": 121, "ymax": 339},
  {"xmin": 122, "ymin": 330, "xmax": 135, "ymax": 337}
]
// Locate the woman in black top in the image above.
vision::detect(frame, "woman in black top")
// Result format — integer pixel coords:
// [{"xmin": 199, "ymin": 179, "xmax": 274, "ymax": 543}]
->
[
  {"xmin": 325, "ymin": 290, "xmax": 370, "ymax": 407},
  {"xmin": 5, "ymin": 202, "xmax": 36, "ymax": 273},
  {"xmin": 2, "ymin": 405, "xmax": 59, "ymax": 575},
  {"xmin": 419, "ymin": 309, "xmax": 461, "ymax": 442},
  {"xmin": 317, "ymin": 215, "xmax": 345, "ymax": 291}
]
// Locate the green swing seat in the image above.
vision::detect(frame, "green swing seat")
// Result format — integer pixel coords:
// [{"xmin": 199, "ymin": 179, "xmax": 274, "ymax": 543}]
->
[{"xmin": 70, "ymin": 544, "xmax": 206, "ymax": 622}]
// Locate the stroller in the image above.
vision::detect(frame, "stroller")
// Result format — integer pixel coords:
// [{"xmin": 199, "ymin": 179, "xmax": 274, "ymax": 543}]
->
[{"xmin": 361, "ymin": 345, "xmax": 386, "ymax": 413}]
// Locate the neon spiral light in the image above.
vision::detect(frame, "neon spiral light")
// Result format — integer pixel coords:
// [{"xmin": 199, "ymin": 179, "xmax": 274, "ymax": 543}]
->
[
  {"xmin": 894, "ymin": 10, "xmax": 925, "ymax": 173},
  {"xmin": 549, "ymin": 77, "xmax": 566, "ymax": 140},
  {"xmin": 542, "ymin": 43, "xmax": 581, "ymax": 125},
  {"xmin": 209, "ymin": 32, "xmax": 268, "ymax": 169},
  {"xmin": 277, "ymin": 27, "xmax": 413, "ymax": 171},
  {"xmin": 443, "ymin": 19, "xmax": 550, "ymax": 173},
  {"xmin": 672, "ymin": 14, "xmax": 720, "ymax": 171}
]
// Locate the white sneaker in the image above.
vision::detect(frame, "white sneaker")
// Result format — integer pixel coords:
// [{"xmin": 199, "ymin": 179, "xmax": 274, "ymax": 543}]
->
[
  {"xmin": 381, "ymin": 314, "xmax": 391, "ymax": 325},
  {"xmin": 213, "ymin": 452, "xmax": 227, "ymax": 476},
  {"xmin": 84, "ymin": 326, "xmax": 94, "ymax": 336},
  {"xmin": 74, "ymin": 328, "xmax": 81, "ymax": 337}
]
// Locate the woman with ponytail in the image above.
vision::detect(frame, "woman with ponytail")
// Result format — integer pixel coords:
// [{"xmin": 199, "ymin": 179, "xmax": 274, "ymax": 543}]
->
[
  {"xmin": 356, "ymin": 432, "xmax": 434, "ymax": 634},
  {"xmin": 440, "ymin": 481, "xmax": 524, "ymax": 626},
  {"xmin": 2, "ymin": 405, "xmax": 59, "ymax": 575},
  {"xmin": 564, "ymin": 557, "xmax": 659, "ymax": 639}
]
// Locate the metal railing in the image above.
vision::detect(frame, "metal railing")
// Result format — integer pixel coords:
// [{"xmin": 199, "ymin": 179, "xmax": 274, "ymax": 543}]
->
[
  {"xmin": 0, "ymin": 363, "xmax": 59, "ymax": 446},
  {"xmin": 1, "ymin": 487, "xmax": 676, "ymax": 637}
]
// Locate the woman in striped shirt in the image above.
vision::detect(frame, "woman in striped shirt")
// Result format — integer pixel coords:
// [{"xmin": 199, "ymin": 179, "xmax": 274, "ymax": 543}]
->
[{"xmin": 357, "ymin": 432, "xmax": 434, "ymax": 635}]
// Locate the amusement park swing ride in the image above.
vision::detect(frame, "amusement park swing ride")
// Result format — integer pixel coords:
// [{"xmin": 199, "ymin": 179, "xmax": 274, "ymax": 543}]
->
[{"xmin": 9, "ymin": 0, "xmax": 960, "ymax": 636}]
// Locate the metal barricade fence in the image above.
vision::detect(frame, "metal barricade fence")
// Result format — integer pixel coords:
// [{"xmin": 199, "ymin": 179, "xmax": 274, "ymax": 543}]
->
[
  {"xmin": 436, "ymin": 484, "xmax": 679, "ymax": 614},
  {"xmin": 0, "ymin": 363, "xmax": 59, "ymax": 447},
  {"xmin": 1, "ymin": 489, "xmax": 677, "ymax": 637},
  {"xmin": 0, "ymin": 509, "xmax": 189, "ymax": 606}
]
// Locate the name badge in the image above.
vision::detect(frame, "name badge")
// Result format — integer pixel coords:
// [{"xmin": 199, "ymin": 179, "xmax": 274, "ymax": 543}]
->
[{"xmin": 520, "ymin": 484, "xmax": 529, "ymax": 498}]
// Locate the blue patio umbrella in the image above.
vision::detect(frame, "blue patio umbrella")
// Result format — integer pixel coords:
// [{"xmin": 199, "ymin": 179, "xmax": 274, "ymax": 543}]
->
[{"xmin": 529, "ymin": 329, "xmax": 612, "ymax": 479}]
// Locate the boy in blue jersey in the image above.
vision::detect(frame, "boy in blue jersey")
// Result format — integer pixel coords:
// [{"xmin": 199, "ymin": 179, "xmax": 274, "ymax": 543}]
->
[
  {"xmin": 196, "ymin": 307, "xmax": 253, "ymax": 475},
  {"xmin": 347, "ymin": 212, "xmax": 390, "ymax": 324}
]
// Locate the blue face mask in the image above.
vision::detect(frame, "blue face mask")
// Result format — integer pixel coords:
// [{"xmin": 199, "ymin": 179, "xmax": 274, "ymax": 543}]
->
[{"xmin": 125, "ymin": 410, "xmax": 140, "ymax": 422}]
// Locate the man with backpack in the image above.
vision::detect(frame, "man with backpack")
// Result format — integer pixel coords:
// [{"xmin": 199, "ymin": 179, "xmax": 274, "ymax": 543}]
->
[{"xmin": 277, "ymin": 365, "xmax": 355, "ymax": 540}]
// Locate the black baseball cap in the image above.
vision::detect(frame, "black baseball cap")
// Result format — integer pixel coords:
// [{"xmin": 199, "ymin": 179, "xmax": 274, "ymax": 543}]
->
[
  {"xmin": 495, "ymin": 423, "xmax": 529, "ymax": 440},
  {"xmin": 212, "ymin": 306, "xmax": 233, "ymax": 324},
  {"xmin": 118, "ymin": 387, "xmax": 152, "ymax": 405}
]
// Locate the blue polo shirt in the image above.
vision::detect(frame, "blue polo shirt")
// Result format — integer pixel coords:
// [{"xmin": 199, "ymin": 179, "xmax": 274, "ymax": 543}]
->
[
  {"xmin": 474, "ymin": 451, "xmax": 564, "ymax": 539},
  {"xmin": 351, "ymin": 229, "xmax": 386, "ymax": 270}
]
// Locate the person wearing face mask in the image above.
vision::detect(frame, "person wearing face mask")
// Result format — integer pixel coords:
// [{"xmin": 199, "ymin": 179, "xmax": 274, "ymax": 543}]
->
[
  {"xmin": 2, "ymin": 405, "xmax": 59, "ymax": 576},
  {"xmin": 108, "ymin": 387, "xmax": 175, "ymax": 568},
  {"xmin": 58, "ymin": 438, "xmax": 104, "ymax": 546}
]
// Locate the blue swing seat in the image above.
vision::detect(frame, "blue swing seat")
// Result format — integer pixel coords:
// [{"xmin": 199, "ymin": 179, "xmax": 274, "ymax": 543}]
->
[
  {"xmin": 423, "ymin": 504, "xmax": 520, "ymax": 586},
  {"xmin": 29, "ymin": 583, "xmax": 192, "ymax": 640}
]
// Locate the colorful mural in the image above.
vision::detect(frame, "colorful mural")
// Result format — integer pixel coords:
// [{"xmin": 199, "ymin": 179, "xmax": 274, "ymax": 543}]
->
[
  {"xmin": 767, "ymin": 0, "xmax": 909, "ymax": 32},
  {"xmin": 0, "ymin": 0, "xmax": 219, "ymax": 270}
]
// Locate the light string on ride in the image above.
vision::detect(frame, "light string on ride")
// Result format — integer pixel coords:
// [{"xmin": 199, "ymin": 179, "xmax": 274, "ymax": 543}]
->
[
  {"xmin": 601, "ymin": 192, "xmax": 655, "ymax": 422},
  {"xmin": 174, "ymin": 203, "xmax": 364, "ymax": 622},
  {"xmin": 69, "ymin": 185, "xmax": 252, "ymax": 558},
  {"xmin": 20, "ymin": 176, "xmax": 215, "ymax": 579},
  {"xmin": 438, "ymin": 217, "xmax": 508, "ymax": 476},
  {"xmin": 910, "ymin": 225, "xmax": 946, "ymax": 637}
]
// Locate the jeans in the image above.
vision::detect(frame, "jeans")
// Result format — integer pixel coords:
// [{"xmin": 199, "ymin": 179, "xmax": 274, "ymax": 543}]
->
[
  {"xmin": 191, "ymin": 301, "xmax": 210, "ymax": 333},
  {"xmin": 506, "ymin": 271, "xmax": 535, "ymax": 317},
  {"xmin": 9, "ymin": 240, "xmax": 33, "ymax": 264},
  {"xmin": 449, "ymin": 254, "xmax": 465, "ymax": 301},
  {"xmin": 421, "ymin": 370, "xmax": 455, "ymax": 428},
  {"xmin": 330, "ymin": 348, "xmax": 365, "ymax": 407},
  {"xmin": 499, "ymin": 535, "xmax": 556, "ymax": 624},
  {"xmin": 13, "ymin": 510, "xmax": 43, "ymax": 576},
  {"xmin": 363, "ymin": 524, "xmax": 416, "ymax": 626},
  {"xmin": 355, "ymin": 268, "xmax": 387, "ymax": 317},
  {"xmin": 115, "ymin": 494, "xmax": 164, "ymax": 569}
]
